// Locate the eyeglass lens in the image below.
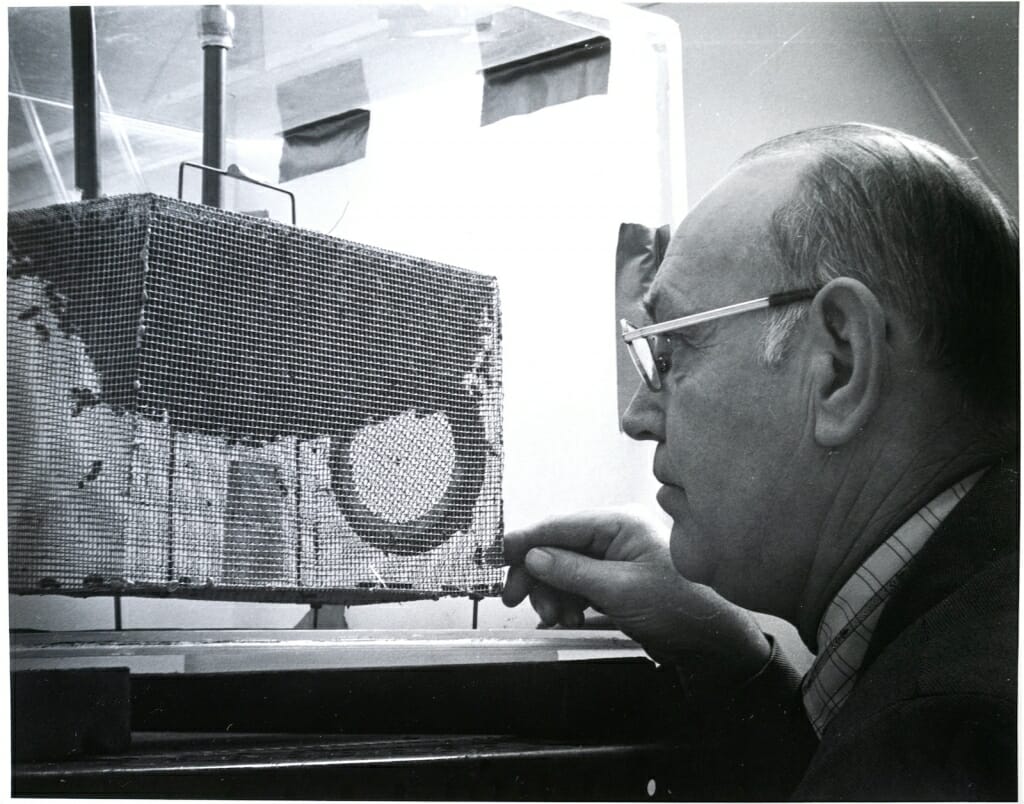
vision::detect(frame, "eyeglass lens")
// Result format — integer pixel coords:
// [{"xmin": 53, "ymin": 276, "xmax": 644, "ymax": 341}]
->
[
  {"xmin": 625, "ymin": 328, "xmax": 662, "ymax": 390},
  {"xmin": 622, "ymin": 323, "xmax": 663, "ymax": 391}
]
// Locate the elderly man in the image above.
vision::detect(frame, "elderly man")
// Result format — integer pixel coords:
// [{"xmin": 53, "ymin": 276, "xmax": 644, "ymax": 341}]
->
[{"xmin": 503, "ymin": 124, "xmax": 1018, "ymax": 800}]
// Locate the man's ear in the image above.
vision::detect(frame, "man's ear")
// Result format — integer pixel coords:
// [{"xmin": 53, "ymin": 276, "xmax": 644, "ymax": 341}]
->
[{"xmin": 806, "ymin": 277, "xmax": 887, "ymax": 448}]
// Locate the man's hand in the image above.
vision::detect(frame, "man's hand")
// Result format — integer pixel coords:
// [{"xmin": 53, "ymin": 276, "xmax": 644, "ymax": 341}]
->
[{"xmin": 503, "ymin": 509, "xmax": 771, "ymax": 688}]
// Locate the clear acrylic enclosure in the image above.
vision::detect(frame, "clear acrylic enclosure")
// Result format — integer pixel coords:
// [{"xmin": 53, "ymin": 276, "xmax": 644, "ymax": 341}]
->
[{"xmin": 8, "ymin": 2, "xmax": 685, "ymax": 628}]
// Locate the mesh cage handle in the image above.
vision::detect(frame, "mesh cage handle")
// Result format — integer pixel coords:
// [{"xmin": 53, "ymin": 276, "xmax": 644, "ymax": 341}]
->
[{"xmin": 178, "ymin": 161, "xmax": 297, "ymax": 225}]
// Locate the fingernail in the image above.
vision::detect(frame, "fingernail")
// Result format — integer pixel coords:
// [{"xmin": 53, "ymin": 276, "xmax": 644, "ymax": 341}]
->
[{"xmin": 525, "ymin": 548, "xmax": 553, "ymax": 574}]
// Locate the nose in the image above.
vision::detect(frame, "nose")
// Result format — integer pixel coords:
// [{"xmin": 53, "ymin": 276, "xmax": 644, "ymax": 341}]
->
[{"xmin": 621, "ymin": 381, "xmax": 665, "ymax": 442}]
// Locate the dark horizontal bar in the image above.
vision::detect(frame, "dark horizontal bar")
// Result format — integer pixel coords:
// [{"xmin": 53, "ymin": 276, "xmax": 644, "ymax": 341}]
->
[
  {"xmin": 482, "ymin": 35, "xmax": 610, "ymax": 83},
  {"xmin": 767, "ymin": 288, "xmax": 820, "ymax": 307}
]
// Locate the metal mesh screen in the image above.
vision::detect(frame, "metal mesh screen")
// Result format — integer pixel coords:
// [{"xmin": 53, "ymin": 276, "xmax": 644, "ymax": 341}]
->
[{"xmin": 8, "ymin": 194, "xmax": 503, "ymax": 603}]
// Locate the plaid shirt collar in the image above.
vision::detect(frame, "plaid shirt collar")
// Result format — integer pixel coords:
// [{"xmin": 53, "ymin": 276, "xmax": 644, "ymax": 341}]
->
[{"xmin": 800, "ymin": 468, "xmax": 987, "ymax": 737}]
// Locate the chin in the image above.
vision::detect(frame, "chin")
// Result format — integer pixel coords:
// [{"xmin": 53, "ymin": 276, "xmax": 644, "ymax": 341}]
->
[{"xmin": 668, "ymin": 525, "xmax": 715, "ymax": 585}]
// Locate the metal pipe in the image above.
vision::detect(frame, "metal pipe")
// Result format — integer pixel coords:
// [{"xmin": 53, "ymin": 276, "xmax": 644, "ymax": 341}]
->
[
  {"xmin": 198, "ymin": 5, "xmax": 234, "ymax": 207},
  {"xmin": 69, "ymin": 6, "xmax": 101, "ymax": 199}
]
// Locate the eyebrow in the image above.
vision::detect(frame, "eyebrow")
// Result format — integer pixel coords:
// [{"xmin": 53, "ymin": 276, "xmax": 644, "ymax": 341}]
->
[
  {"xmin": 638, "ymin": 290, "xmax": 655, "ymax": 323},
  {"xmin": 640, "ymin": 288, "xmax": 660, "ymax": 322},
  {"xmin": 640, "ymin": 286, "xmax": 697, "ymax": 324}
]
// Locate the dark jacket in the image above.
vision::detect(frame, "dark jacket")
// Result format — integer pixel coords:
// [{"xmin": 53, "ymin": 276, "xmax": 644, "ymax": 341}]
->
[{"xmin": 687, "ymin": 456, "xmax": 1018, "ymax": 801}]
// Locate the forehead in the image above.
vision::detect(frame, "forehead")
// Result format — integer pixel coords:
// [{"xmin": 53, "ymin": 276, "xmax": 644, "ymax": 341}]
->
[{"xmin": 644, "ymin": 154, "xmax": 806, "ymax": 320}]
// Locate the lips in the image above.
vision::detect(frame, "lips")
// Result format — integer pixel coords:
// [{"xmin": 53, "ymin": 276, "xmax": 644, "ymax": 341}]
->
[
  {"xmin": 652, "ymin": 449, "xmax": 673, "ymax": 488},
  {"xmin": 653, "ymin": 450, "xmax": 680, "ymax": 508},
  {"xmin": 656, "ymin": 483, "xmax": 687, "ymax": 516}
]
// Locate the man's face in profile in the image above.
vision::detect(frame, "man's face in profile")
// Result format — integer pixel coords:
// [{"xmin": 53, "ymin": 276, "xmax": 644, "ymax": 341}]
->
[{"xmin": 623, "ymin": 154, "xmax": 824, "ymax": 619}]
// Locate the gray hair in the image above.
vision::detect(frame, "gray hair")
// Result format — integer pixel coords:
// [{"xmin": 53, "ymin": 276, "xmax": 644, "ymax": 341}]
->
[{"xmin": 741, "ymin": 124, "xmax": 1019, "ymax": 421}]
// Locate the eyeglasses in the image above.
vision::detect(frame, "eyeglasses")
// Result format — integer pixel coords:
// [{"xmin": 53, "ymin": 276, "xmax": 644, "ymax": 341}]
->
[{"xmin": 620, "ymin": 288, "xmax": 819, "ymax": 391}]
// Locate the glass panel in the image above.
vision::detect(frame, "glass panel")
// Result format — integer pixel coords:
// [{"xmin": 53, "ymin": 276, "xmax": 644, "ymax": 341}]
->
[
  {"xmin": 7, "ymin": 3, "xmax": 685, "ymax": 629},
  {"xmin": 7, "ymin": 99, "xmax": 75, "ymax": 208}
]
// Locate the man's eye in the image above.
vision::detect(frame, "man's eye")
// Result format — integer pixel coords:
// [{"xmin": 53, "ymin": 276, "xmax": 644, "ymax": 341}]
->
[{"xmin": 650, "ymin": 335, "xmax": 672, "ymax": 375}]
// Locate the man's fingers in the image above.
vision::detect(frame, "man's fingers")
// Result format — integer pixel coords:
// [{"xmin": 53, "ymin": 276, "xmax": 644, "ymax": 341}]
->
[
  {"xmin": 529, "ymin": 585, "xmax": 562, "ymax": 627},
  {"xmin": 558, "ymin": 607, "xmax": 586, "ymax": 629},
  {"xmin": 530, "ymin": 585, "xmax": 588, "ymax": 628},
  {"xmin": 524, "ymin": 546, "xmax": 624, "ymax": 605},
  {"xmin": 505, "ymin": 565, "xmax": 589, "ymax": 629},
  {"xmin": 501, "ymin": 566, "xmax": 533, "ymax": 607},
  {"xmin": 503, "ymin": 511, "xmax": 634, "ymax": 565}
]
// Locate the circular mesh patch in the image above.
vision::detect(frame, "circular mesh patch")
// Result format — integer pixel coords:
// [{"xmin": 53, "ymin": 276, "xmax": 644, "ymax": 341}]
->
[
  {"xmin": 330, "ymin": 404, "xmax": 487, "ymax": 555},
  {"xmin": 350, "ymin": 411, "xmax": 455, "ymax": 523}
]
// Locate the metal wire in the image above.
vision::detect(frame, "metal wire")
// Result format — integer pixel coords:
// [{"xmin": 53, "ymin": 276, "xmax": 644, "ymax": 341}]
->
[{"xmin": 7, "ymin": 194, "xmax": 504, "ymax": 603}]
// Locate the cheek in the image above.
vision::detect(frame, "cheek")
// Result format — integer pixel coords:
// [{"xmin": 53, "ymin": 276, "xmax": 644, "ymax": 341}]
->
[
  {"xmin": 661, "ymin": 369, "xmax": 795, "ymax": 549},
  {"xmin": 660, "ymin": 352, "xmax": 809, "ymax": 609},
  {"xmin": 662, "ymin": 379, "xmax": 767, "ymax": 487},
  {"xmin": 663, "ymin": 351, "xmax": 795, "ymax": 471}
]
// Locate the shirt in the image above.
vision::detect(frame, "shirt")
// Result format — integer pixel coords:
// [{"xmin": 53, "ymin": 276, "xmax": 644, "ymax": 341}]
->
[{"xmin": 800, "ymin": 469, "xmax": 987, "ymax": 737}]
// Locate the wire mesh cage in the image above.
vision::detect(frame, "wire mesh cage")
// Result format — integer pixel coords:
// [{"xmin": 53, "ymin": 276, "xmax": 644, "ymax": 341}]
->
[{"xmin": 8, "ymin": 194, "xmax": 504, "ymax": 603}]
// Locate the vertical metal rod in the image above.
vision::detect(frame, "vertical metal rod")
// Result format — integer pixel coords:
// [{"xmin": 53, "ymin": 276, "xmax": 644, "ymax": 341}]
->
[
  {"xmin": 472, "ymin": 598, "xmax": 480, "ymax": 630},
  {"xmin": 201, "ymin": 46, "xmax": 226, "ymax": 206},
  {"xmin": 198, "ymin": 6, "xmax": 234, "ymax": 207},
  {"xmin": 167, "ymin": 427, "xmax": 177, "ymax": 583},
  {"xmin": 294, "ymin": 439, "xmax": 303, "ymax": 586},
  {"xmin": 113, "ymin": 596, "xmax": 123, "ymax": 631},
  {"xmin": 69, "ymin": 6, "xmax": 101, "ymax": 199}
]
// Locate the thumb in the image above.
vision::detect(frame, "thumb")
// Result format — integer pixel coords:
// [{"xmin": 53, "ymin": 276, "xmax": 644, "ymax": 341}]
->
[{"xmin": 525, "ymin": 547, "xmax": 622, "ymax": 606}]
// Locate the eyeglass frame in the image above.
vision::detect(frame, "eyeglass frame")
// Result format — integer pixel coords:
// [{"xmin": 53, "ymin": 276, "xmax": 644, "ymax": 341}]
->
[{"xmin": 620, "ymin": 288, "xmax": 820, "ymax": 391}]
